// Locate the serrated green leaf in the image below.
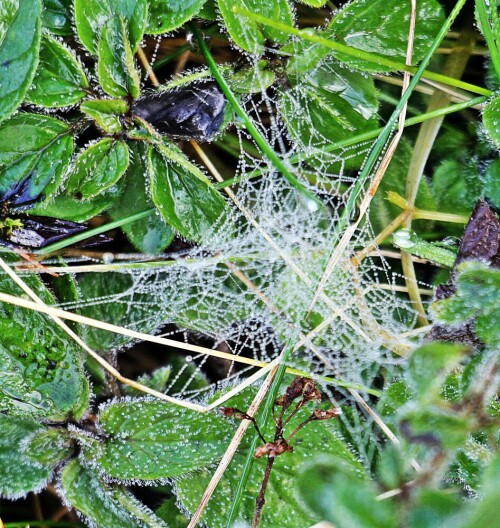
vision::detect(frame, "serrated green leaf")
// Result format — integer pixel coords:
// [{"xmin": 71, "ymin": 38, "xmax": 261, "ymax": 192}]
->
[
  {"xmin": 483, "ymin": 96, "xmax": 500, "ymax": 149},
  {"xmin": 66, "ymin": 139, "xmax": 129, "ymax": 199},
  {"xmin": 98, "ymin": 17, "xmax": 141, "ymax": 99},
  {"xmin": 0, "ymin": 267, "xmax": 88, "ymax": 420},
  {"xmin": 176, "ymin": 389, "xmax": 360, "ymax": 527},
  {"xmin": 408, "ymin": 342, "xmax": 467, "ymax": 399},
  {"xmin": 149, "ymin": 146, "xmax": 228, "ymax": 243},
  {"xmin": 280, "ymin": 56, "xmax": 378, "ymax": 154},
  {"xmin": 147, "ymin": 0, "xmax": 206, "ymax": 34},
  {"xmin": 95, "ymin": 399, "xmax": 231, "ymax": 481},
  {"xmin": 61, "ymin": 459, "xmax": 167, "ymax": 528},
  {"xmin": 0, "ymin": 0, "xmax": 41, "ymax": 122},
  {"xmin": 329, "ymin": 0, "xmax": 444, "ymax": 72},
  {"xmin": 110, "ymin": 143, "xmax": 174, "ymax": 253},
  {"xmin": 483, "ymin": 159, "xmax": 500, "ymax": 209},
  {"xmin": 75, "ymin": 271, "xmax": 164, "ymax": 351},
  {"xmin": 217, "ymin": 0, "xmax": 293, "ymax": 53},
  {"xmin": 74, "ymin": 0, "xmax": 147, "ymax": 55},
  {"xmin": 26, "ymin": 33, "xmax": 88, "ymax": 108},
  {"xmin": 81, "ymin": 98, "xmax": 129, "ymax": 134},
  {"xmin": 0, "ymin": 113, "xmax": 73, "ymax": 204},
  {"xmin": 42, "ymin": 0, "xmax": 73, "ymax": 35},
  {"xmin": 392, "ymin": 229, "xmax": 457, "ymax": 268},
  {"xmin": 298, "ymin": 455, "xmax": 397, "ymax": 528},
  {"xmin": 0, "ymin": 416, "xmax": 54, "ymax": 499}
]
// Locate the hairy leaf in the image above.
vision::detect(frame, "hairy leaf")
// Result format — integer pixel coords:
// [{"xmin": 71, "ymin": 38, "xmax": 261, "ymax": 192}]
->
[
  {"xmin": 148, "ymin": 146, "xmax": 228, "ymax": 243},
  {"xmin": 0, "ymin": 113, "xmax": 73, "ymax": 205},
  {"xmin": 95, "ymin": 399, "xmax": 232, "ymax": 481},
  {"xmin": 147, "ymin": 0, "xmax": 206, "ymax": 34},
  {"xmin": 0, "ymin": 267, "xmax": 88, "ymax": 420},
  {"xmin": 74, "ymin": 0, "xmax": 147, "ymax": 55},
  {"xmin": 0, "ymin": 416, "xmax": 54, "ymax": 499},
  {"xmin": 98, "ymin": 17, "xmax": 140, "ymax": 99},
  {"xmin": 329, "ymin": 0, "xmax": 445, "ymax": 72},
  {"xmin": 81, "ymin": 98, "xmax": 129, "ymax": 134},
  {"xmin": 60, "ymin": 459, "xmax": 167, "ymax": 527},
  {"xmin": 66, "ymin": 139, "xmax": 129, "ymax": 199},
  {"xmin": 217, "ymin": 0, "xmax": 293, "ymax": 53},
  {"xmin": 0, "ymin": 0, "xmax": 41, "ymax": 122},
  {"xmin": 27, "ymin": 33, "xmax": 88, "ymax": 108}
]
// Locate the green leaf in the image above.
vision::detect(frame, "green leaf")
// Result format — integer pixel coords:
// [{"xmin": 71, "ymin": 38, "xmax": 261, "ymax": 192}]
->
[
  {"xmin": 0, "ymin": 416, "xmax": 54, "ymax": 498},
  {"xmin": 95, "ymin": 399, "xmax": 231, "ymax": 481},
  {"xmin": 60, "ymin": 459, "xmax": 167, "ymax": 528},
  {"xmin": 228, "ymin": 61, "xmax": 275, "ymax": 93},
  {"xmin": 26, "ymin": 33, "xmax": 88, "ymax": 108},
  {"xmin": 66, "ymin": 139, "xmax": 129, "ymax": 199},
  {"xmin": 98, "ymin": 17, "xmax": 141, "ymax": 99},
  {"xmin": 0, "ymin": 267, "xmax": 89, "ymax": 420},
  {"xmin": 110, "ymin": 142, "xmax": 175, "ymax": 253},
  {"xmin": 0, "ymin": 0, "xmax": 41, "ymax": 123},
  {"xmin": 329, "ymin": 0, "xmax": 445, "ymax": 72},
  {"xmin": 483, "ymin": 159, "xmax": 500, "ymax": 209},
  {"xmin": 298, "ymin": 455, "xmax": 397, "ymax": 528},
  {"xmin": 283, "ymin": 28, "xmax": 335, "ymax": 76},
  {"xmin": 148, "ymin": 145, "xmax": 228, "ymax": 243},
  {"xmin": 147, "ymin": 0, "xmax": 206, "ymax": 34},
  {"xmin": 42, "ymin": 0, "xmax": 73, "ymax": 35},
  {"xmin": 0, "ymin": 113, "xmax": 73, "ymax": 204},
  {"xmin": 81, "ymin": 98, "xmax": 129, "ymax": 134},
  {"xmin": 280, "ymin": 56, "xmax": 378, "ymax": 153},
  {"xmin": 217, "ymin": 0, "xmax": 293, "ymax": 53},
  {"xmin": 483, "ymin": 96, "xmax": 500, "ymax": 149},
  {"xmin": 75, "ymin": 271, "xmax": 164, "ymax": 351},
  {"xmin": 297, "ymin": 0, "xmax": 326, "ymax": 6},
  {"xmin": 74, "ymin": 0, "xmax": 147, "ymax": 55},
  {"xmin": 407, "ymin": 342, "xmax": 467, "ymax": 400}
]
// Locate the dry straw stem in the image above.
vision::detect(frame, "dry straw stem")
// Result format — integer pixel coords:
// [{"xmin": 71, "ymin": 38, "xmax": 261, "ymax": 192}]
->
[{"xmin": 0, "ymin": 256, "xmax": 284, "ymax": 413}]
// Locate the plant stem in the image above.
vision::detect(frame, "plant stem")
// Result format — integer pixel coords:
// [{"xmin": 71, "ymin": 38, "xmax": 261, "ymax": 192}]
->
[
  {"xmin": 231, "ymin": 7, "xmax": 491, "ymax": 97},
  {"xmin": 191, "ymin": 25, "xmax": 322, "ymax": 207},
  {"xmin": 402, "ymin": 17, "xmax": 476, "ymax": 325},
  {"xmin": 252, "ymin": 457, "xmax": 276, "ymax": 528}
]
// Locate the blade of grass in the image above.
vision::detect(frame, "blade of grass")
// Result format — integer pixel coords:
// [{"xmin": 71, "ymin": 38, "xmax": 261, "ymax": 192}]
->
[
  {"xmin": 475, "ymin": 0, "xmax": 500, "ymax": 81},
  {"xmin": 35, "ymin": 209, "xmax": 155, "ymax": 255}
]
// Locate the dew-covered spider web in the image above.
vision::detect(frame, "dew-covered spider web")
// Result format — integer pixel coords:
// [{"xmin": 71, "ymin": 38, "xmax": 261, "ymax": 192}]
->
[{"xmin": 40, "ymin": 50, "xmax": 427, "ymax": 421}]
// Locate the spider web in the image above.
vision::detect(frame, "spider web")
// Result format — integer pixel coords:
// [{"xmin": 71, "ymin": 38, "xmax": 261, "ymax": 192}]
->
[{"xmin": 49, "ymin": 50, "xmax": 424, "ymax": 427}]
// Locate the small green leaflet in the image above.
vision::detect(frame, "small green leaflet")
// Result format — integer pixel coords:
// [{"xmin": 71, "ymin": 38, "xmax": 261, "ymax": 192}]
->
[
  {"xmin": 60, "ymin": 459, "xmax": 167, "ymax": 528},
  {"xmin": 217, "ymin": 0, "xmax": 293, "ymax": 53},
  {"xmin": 74, "ymin": 0, "xmax": 147, "ymax": 55},
  {"xmin": 0, "ymin": 0, "xmax": 41, "ymax": 123},
  {"xmin": 65, "ymin": 138, "xmax": 129, "ymax": 199},
  {"xmin": 81, "ymin": 98, "xmax": 129, "ymax": 134},
  {"xmin": 147, "ymin": 0, "xmax": 206, "ymax": 34},
  {"xmin": 98, "ymin": 17, "xmax": 140, "ymax": 99},
  {"xmin": 42, "ymin": 0, "xmax": 73, "ymax": 35},
  {"xmin": 148, "ymin": 145, "xmax": 228, "ymax": 243},
  {"xmin": 27, "ymin": 33, "xmax": 89, "ymax": 108},
  {"xmin": 0, "ymin": 113, "xmax": 73, "ymax": 202},
  {"xmin": 329, "ymin": 0, "xmax": 445, "ymax": 72}
]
